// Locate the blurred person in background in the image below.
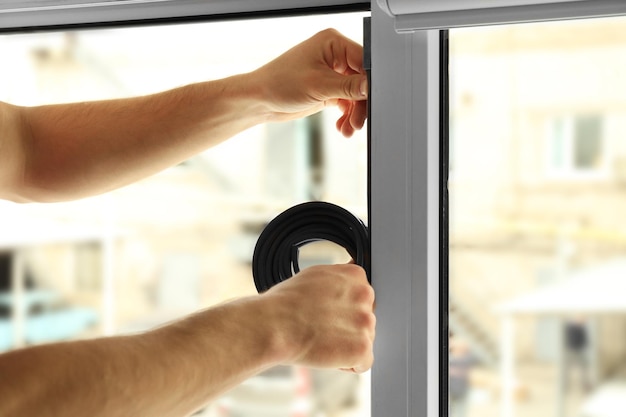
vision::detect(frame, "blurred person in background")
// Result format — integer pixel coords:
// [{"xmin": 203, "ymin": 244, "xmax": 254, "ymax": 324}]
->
[
  {"xmin": 564, "ymin": 315, "xmax": 591, "ymax": 393},
  {"xmin": 0, "ymin": 29, "xmax": 374, "ymax": 417}
]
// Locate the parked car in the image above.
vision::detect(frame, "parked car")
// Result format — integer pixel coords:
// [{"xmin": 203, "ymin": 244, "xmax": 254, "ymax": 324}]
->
[
  {"xmin": 311, "ymin": 369, "xmax": 360, "ymax": 415},
  {"xmin": 0, "ymin": 290, "xmax": 98, "ymax": 351},
  {"xmin": 216, "ymin": 365, "xmax": 312, "ymax": 417}
]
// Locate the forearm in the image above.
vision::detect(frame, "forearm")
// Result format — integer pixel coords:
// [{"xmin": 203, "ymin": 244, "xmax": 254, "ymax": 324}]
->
[
  {"xmin": 13, "ymin": 73, "xmax": 268, "ymax": 202},
  {"xmin": 1, "ymin": 29, "xmax": 368, "ymax": 203},
  {"xmin": 0, "ymin": 296, "xmax": 288, "ymax": 417},
  {"xmin": 0, "ymin": 263, "xmax": 374, "ymax": 417}
]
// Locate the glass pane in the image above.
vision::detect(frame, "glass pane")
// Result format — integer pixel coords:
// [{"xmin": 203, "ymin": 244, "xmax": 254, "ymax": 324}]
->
[
  {"xmin": 0, "ymin": 13, "xmax": 370, "ymax": 417},
  {"xmin": 450, "ymin": 16, "xmax": 626, "ymax": 417}
]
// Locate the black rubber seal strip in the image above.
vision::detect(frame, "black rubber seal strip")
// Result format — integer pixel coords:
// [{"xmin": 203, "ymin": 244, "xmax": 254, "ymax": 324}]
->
[
  {"xmin": 439, "ymin": 28, "xmax": 450, "ymax": 417},
  {"xmin": 252, "ymin": 201, "xmax": 370, "ymax": 293}
]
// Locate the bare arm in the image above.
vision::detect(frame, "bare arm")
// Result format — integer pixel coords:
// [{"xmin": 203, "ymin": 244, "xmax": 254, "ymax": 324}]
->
[
  {"xmin": 12, "ymin": 77, "xmax": 268, "ymax": 202},
  {"xmin": 0, "ymin": 29, "xmax": 367, "ymax": 203},
  {"xmin": 0, "ymin": 264, "xmax": 374, "ymax": 417}
]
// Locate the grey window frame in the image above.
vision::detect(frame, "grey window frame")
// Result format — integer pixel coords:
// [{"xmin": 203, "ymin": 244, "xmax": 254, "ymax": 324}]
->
[
  {"xmin": 372, "ymin": 2, "xmax": 626, "ymax": 417},
  {"xmin": 370, "ymin": 7, "xmax": 445, "ymax": 417},
  {"xmin": 0, "ymin": 1, "xmax": 368, "ymax": 31},
  {"xmin": 377, "ymin": 0, "xmax": 626, "ymax": 32},
  {"xmin": 5, "ymin": 1, "xmax": 626, "ymax": 417}
]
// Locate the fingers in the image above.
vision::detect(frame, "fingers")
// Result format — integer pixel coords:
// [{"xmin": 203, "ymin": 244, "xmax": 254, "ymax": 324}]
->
[
  {"xmin": 341, "ymin": 307, "xmax": 375, "ymax": 374},
  {"xmin": 267, "ymin": 264, "xmax": 375, "ymax": 373},
  {"xmin": 323, "ymin": 72, "xmax": 367, "ymax": 102},
  {"xmin": 320, "ymin": 70, "xmax": 367, "ymax": 137},
  {"xmin": 322, "ymin": 28, "xmax": 364, "ymax": 76},
  {"xmin": 252, "ymin": 28, "xmax": 368, "ymax": 135},
  {"xmin": 336, "ymin": 98, "xmax": 367, "ymax": 138},
  {"xmin": 338, "ymin": 264, "xmax": 375, "ymax": 373},
  {"xmin": 317, "ymin": 30, "xmax": 368, "ymax": 137},
  {"xmin": 340, "ymin": 339, "xmax": 375, "ymax": 374}
]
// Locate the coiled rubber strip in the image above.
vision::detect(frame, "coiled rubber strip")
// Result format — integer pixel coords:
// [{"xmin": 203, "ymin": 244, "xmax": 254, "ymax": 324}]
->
[{"xmin": 252, "ymin": 201, "xmax": 370, "ymax": 293}]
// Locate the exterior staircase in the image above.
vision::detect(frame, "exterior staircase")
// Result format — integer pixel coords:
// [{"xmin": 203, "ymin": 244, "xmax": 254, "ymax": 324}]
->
[{"xmin": 449, "ymin": 293, "xmax": 499, "ymax": 367}]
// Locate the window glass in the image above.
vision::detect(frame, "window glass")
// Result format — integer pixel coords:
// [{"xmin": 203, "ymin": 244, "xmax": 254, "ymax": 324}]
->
[
  {"xmin": 574, "ymin": 115, "xmax": 603, "ymax": 169},
  {"xmin": 450, "ymin": 16, "xmax": 626, "ymax": 417},
  {"xmin": 0, "ymin": 13, "xmax": 370, "ymax": 417}
]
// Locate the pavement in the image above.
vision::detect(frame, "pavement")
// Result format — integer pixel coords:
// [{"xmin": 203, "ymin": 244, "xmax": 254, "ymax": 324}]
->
[
  {"xmin": 467, "ymin": 363, "xmax": 589, "ymax": 417},
  {"xmin": 191, "ymin": 362, "xmax": 605, "ymax": 417}
]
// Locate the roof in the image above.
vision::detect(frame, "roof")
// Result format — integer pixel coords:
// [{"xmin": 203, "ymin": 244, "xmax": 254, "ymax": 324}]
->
[{"xmin": 497, "ymin": 259, "xmax": 626, "ymax": 315}]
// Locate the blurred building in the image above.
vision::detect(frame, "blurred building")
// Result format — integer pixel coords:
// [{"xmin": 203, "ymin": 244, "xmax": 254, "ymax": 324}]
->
[{"xmin": 449, "ymin": 17, "xmax": 626, "ymax": 390}]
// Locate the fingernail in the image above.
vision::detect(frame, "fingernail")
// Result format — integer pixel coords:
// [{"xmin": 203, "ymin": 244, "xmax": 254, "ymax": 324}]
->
[{"xmin": 359, "ymin": 78, "xmax": 368, "ymax": 97}]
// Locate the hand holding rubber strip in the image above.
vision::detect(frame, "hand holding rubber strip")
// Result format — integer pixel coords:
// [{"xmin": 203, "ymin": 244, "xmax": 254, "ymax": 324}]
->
[{"xmin": 252, "ymin": 201, "xmax": 370, "ymax": 293}]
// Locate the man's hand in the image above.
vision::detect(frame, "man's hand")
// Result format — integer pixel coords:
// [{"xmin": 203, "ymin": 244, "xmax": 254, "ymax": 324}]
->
[
  {"xmin": 261, "ymin": 264, "xmax": 375, "ymax": 373},
  {"xmin": 251, "ymin": 29, "xmax": 368, "ymax": 138}
]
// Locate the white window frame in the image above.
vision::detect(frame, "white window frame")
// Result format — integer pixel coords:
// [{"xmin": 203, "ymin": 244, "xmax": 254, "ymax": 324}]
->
[{"xmin": 4, "ymin": 2, "xmax": 626, "ymax": 417}]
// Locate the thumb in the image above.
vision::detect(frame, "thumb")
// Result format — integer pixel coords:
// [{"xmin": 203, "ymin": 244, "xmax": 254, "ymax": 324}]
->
[{"xmin": 321, "ymin": 72, "xmax": 368, "ymax": 101}]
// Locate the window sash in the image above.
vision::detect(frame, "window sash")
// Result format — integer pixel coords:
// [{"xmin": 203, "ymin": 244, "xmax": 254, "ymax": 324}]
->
[
  {"xmin": 378, "ymin": 0, "xmax": 580, "ymax": 15},
  {"xmin": 370, "ymin": 6, "xmax": 445, "ymax": 417},
  {"xmin": 0, "ymin": 0, "xmax": 368, "ymax": 31},
  {"xmin": 376, "ymin": 0, "xmax": 626, "ymax": 32}
]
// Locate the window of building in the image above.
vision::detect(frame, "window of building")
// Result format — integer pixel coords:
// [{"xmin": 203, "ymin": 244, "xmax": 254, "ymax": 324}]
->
[{"xmin": 547, "ymin": 114, "xmax": 606, "ymax": 178}]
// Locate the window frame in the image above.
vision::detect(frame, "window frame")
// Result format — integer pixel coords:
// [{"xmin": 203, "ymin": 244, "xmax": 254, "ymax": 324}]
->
[
  {"xmin": 377, "ymin": 0, "xmax": 626, "ymax": 32},
  {"xmin": 372, "ymin": 2, "xmax": 626, "ymax": 417},
  {"xmin": 370, "ymin": 7, "xmax": 446, "ymax": 417},
  {"xmin": 0, "ymin": 0, "xmax": 368, "ymax": 33}
]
